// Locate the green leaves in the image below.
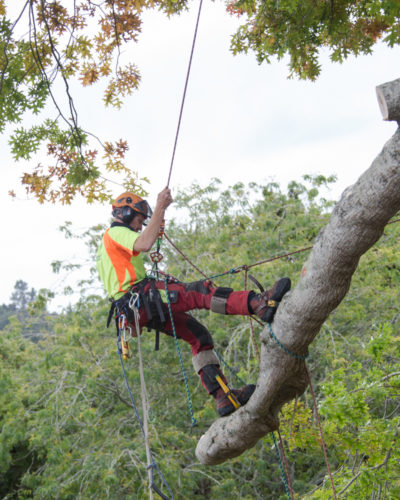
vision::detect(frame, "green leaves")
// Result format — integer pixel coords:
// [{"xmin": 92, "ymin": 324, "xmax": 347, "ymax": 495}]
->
[
  {"xmin": 228, "ymin": 0, "xmax": 400, "ymax": 80},
  {"xmin": 1, "ymin": 177, "xmax": 400, "ymax": 497}
]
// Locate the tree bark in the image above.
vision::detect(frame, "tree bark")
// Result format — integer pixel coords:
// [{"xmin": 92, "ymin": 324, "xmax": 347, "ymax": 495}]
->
[
  {"xmin": 196, "ymin": 78, "xmax": 400, "ymax": 465},
  {"xmin": 376, "ymin": 78, "xmax": 400, "ymax": 122}
]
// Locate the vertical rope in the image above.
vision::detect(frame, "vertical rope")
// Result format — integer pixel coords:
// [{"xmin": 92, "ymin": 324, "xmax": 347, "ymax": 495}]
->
[
  {"xmin": 270, "ymin": 434, "xmax": 292, "ymax": 500},
  {"xmin": 167, "ymin": 0, "xmax": 204, "ymax": 187},
  {"xmin": 305, "ymin": 365, "xmax": 337, "ymax": 499},
  {"xmin": 116, "ymin": 336, "xmax": 174, "ymax": 499},
  {"xmin": 134, "ymin": 308, "xmax": 154, "ymax": 499},
  {"xmin": 164, "ymin": 278, "xmax": 198, "ymax": 426},
  {"xmin": 277, "ymin": 429, "xmax": 294, "ymax": 499},
  {"xmin": 243, "ymin": 267, "xmax": 261, "ymax": 361}
]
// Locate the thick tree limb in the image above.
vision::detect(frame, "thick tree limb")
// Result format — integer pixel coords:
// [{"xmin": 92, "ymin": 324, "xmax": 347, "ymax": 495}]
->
[
  {"xmin": 196, "ymin": 78, "xmax": 400, "ymax": 465},
  {"xmin": 376, "ymin": 78, "xmax": 400, "ymax": 122}
]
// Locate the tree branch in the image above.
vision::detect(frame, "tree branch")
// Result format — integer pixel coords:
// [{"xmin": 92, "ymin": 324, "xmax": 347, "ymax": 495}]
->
[
  {"xmin": 338, "ymin": 450, "xmax": 392, "ymax": 496},
  {"xmin": 196, "ymin": 77, "xmax": 400, "ymax": 465}
]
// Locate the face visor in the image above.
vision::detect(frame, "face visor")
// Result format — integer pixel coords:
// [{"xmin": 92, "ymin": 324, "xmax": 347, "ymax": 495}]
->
[{"xmin": 131, "ymin": 199, "xmax": 153, "ymax": 225}]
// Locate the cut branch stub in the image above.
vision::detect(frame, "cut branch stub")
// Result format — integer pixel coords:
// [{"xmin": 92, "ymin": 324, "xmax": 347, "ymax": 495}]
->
[
  {"xmin": 376, "ymin": 77, "xmax": 400, "ymax": 122},
  {"xmin": 196, "ymin": 77, "xmax": 400, "ymax": 465}
]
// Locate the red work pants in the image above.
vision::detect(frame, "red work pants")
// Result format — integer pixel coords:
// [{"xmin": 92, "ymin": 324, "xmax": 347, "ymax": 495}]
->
[{"xmin": 136, "ymin": 280, "xmax": 251, "ymax": 356}]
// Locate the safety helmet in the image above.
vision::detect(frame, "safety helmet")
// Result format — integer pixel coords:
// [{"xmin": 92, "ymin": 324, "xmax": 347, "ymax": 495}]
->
[{"xmin": 112, "ymin": 191, "xmax": 152, "ymax": 225}]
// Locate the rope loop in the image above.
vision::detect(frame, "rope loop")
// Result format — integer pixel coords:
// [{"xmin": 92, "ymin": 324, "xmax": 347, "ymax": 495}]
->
[{"xmin": 267, "ymin": 324, "xmax": 309, "ymax": 361}]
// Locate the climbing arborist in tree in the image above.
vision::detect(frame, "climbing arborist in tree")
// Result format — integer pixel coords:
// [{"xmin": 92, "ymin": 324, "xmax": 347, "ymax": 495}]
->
[{"xmin": 97, "ymin": 188, "xmax": 291, "ymax": 417}]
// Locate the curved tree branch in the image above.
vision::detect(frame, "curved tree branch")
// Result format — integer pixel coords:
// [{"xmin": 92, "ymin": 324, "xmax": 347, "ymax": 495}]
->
[{"xmin": 196, "ymin": 77, "xmax": 400, "ymax": 465}]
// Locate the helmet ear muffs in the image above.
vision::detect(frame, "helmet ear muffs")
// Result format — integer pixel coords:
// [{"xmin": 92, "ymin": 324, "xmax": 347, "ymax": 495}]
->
[{"xmin": 121, "ymin": 206, "xmax": 135, "ymax": 224}]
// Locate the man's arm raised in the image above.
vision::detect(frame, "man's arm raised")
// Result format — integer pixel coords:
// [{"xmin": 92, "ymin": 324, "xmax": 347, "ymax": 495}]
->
[{"xmin": 133, "ymin": 187, "xmax": 173, "ymax": 253}]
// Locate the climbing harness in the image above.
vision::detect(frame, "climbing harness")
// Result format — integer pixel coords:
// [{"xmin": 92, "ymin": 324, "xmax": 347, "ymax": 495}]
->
[{"xmin": 109, "ymin": 277, "xmax": 167, "ymax": 352}]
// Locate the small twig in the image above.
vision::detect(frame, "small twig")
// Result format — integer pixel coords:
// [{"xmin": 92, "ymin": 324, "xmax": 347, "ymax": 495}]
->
[
  {"xmin": 0, "ymin": 0, "xmax": 30, "ymax": 94},
  {"xmin": 338, "ymin": 450, "xmax": 392, "ymax": 496}
]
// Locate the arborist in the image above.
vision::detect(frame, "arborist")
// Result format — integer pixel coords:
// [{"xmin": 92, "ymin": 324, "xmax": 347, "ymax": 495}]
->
[{"xmin": 96, "ymin": 187, "xmax": 291, "ymax": 417}]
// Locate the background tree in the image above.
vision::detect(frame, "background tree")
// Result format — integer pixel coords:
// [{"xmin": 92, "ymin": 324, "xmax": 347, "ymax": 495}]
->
[
  {"xmin": 9, "ymin": 279, "xmax": 36, "ymax": 312},
  {"xmin": 0, "ymin": 279, "xmax": 54, "ymax": 340},
  {"xmin": 0, "ymin": 176, "xmax": 399, "ymax": 498},
  {"xmin": 0, "ymin": 303, "xmax": 16, "ymax": 330}
]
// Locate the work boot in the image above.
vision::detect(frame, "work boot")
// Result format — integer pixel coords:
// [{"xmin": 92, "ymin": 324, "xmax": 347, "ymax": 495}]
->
[
  {"xmin": 213, "ymin": 384, "xmax": 256, "ymax": 417},
  {"xmin": 199, "ymin": 364, "xmax": 256, "ymax": 417},
  {"xmin": 249, "ymin": 277, "xmax": 291, "ymax": 323}
]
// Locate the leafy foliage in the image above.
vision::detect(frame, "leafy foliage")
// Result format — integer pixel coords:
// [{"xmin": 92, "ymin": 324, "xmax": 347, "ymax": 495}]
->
[
  {"xmin": 228, "ymin": 0, "xmax": 400, "ymax": 80},
  {"xmin": 0, "ymin": 0, "xmax": 172, "ymax": 203},
  {"xmin": 1, "ymin": 178, "xmax": 399, "ymax": 498},
  {"xmin": 2, "ymin": 1, "xmax": 400, "ymax": 202}
]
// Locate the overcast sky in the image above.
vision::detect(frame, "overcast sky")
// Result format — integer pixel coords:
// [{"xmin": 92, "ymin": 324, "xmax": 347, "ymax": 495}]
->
[{"xmin": 1, "ymin": 1, "xmax": 399, "ymax": 309}]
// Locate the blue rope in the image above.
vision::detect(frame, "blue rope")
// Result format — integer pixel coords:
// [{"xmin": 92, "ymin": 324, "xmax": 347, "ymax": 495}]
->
[
  {"xmin": 214, "ymin": 348, "xmax": 247, "ymax": 386},
  {"xmin": 267, "ymin": 323, "xmax": 308, "ymax": 361},
  {"xmin": 206, "ymin": 266, "xmax": 242, "ymax": 280},
  {"xmin": 164, "ymin": 278, "xmax": 198, "ymax": 427},
  {"xmin": 271, "ymin": 433, "xmax": 292, "ymax": 500},
  {"xmin": 116, "ymin": 337, "xmax": 174, "ymax": 500}
]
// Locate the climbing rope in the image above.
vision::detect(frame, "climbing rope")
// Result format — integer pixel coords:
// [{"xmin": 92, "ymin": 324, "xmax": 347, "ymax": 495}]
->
[
  {"xmin": 164, "ymin": 230, "xmax": 313, "ymax": 281},
  {"xmin": 305, "ymin": 365, "xmax": 338, "ymax": 499},
  {"xmin": 116, "ymin": 329, "xmax": 174, "ymax": 500},
  {"xmin": 244, "ymin": 267, "xmax": 261, "ymax": 362},
  {"xmin": 164, "ymin": 233, "xmax": 214, "ymax": 283},
  {"xmin": 277, "ymin": 429, "xmax": 294, "ymax": 499},
  {"xmin": 214, "ymin": 348, "xmax": 246, "ymax": 387},
  {"xmin": 165, "ymin": 216, "xmax": 400, "ymax": 284},
  {"xmin": 270, "ymin": 433, "xmax": 292, "ymax": 500},
  {"xmin": 167, "ymin": 0, "xmax": 204, "ymax": 187},
  {"xmin": 164, "ymin": 277, "xmax": 198, "ymax": 427},
  {"xmin": 130, "ymin": 294, "xmax": 154, "ymax": 499},
  {"xmin": 267, "ymin": 323, "xmax": 309, "ymax": 361}
]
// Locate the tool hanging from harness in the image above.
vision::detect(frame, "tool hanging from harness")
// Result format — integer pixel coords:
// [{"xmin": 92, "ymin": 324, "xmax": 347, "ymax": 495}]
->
[{"xmin": 106, "ymin": 277, "xmax": 167, "ymax": 353}]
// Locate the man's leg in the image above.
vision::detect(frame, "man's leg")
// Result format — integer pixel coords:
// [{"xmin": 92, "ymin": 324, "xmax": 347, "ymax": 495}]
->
[
  {"xmin": 154, "ymin": 278, "xmax": 291, "ymax": 323},
  {"xmin": 192, "ymin": 349, "xmax": 255, "ymax": 417},
  {"xmin": 161, "ymin": 312, "xmax": 255, "ymax": 417}
]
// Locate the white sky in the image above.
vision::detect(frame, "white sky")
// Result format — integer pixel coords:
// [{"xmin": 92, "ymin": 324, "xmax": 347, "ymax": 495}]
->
[{"xmin": 1, "ymin": 1, "xmax": 399, "ymax": 309}]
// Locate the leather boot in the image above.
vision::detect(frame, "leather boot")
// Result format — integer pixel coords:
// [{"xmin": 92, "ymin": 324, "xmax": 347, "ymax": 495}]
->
[
  {"xmin": 199, "ymin": 364, "xmax": 256, "ymax": 417},
  {"xmin": 249, "ymin": 277, "xmax": 291, "ymax": 323}
]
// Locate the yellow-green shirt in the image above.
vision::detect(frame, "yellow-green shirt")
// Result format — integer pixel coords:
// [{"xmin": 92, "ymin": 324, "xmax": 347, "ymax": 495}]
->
[{"xmin": 96, "ymin": 223, "xmax": 146, "ymax": 300}]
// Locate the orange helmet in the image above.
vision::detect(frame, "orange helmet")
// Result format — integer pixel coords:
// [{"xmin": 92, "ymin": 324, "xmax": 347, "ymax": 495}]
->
[{"xmin": 112, "ymin": 191, "xmax": 152, "ymax": 224}]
